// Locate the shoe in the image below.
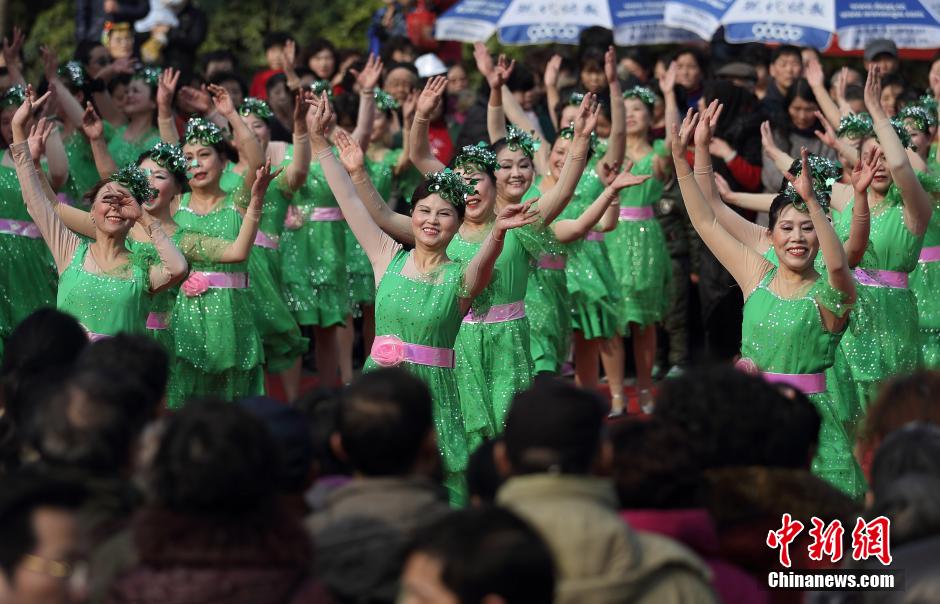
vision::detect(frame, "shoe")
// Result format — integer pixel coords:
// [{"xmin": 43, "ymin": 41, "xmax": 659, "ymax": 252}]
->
[
  {"xmin": 608, "ymin": 407, "xmax": 626, "ymax": 419},
  {"xmin": 665, "ymin": 365, "xmax": 685, "ymax": 378},
  {"xmin": 639, "ymin": 388, "xmax": 655, "ymax": 414},
  {"xmin": 608, "ymin": 392, "xmax": 626, "ymax": 418}
]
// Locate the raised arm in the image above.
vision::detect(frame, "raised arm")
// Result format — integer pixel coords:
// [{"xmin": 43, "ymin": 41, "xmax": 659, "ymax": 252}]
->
[
  {"xmin": 216, "ymin": 162, "xmax": 278, "ymax": 262},
  {"xmin": 336, "ymin": 129, "xmax": 413, "ymax": 243},
  {"xmin": 761, "ymin": 120, "xmax": 797, "ymax": 174},
  {"xmin": 672, "ymin": 110, "xmax": 768, "ymax": 295},
  {"xmin": 600, "ymin": 46, "xmax": 626, "ymax": 171},
  {"xmin": 410, "ymin": 76, "xmax": 448, "ymax": 174},
  {"xmin": 786, "ymin": 147, "xmax": 856, "ymax": 326},
  {"xmin": 156, "ymin": 68, "xmax": 181, "ymax": 144},
  {"xmin": 310, "ymin": 95, "xmax": 397, "ymax": 274},
  {"xmin": 2, "ymin": 28, "xmax": 26, "ymax": 87},
  {"xmin": 536, "ymin": 94, "xmax": 597, "ymax": 224},
  {"xmin": 81, "ymin": 104, "xmax": 118, "ymax": 178},
  {"xmin": 43, "ymin": 121, "xmax": 69, "ymax": 191},
  {"xmin": 660, "ymin": 62, "xmax": 681, "ymax": 168},
  {"xmin": 552, "ymin": 169, "xmax": 649, "ymax": 242},
  {"xmin": 350, "ymin": 54, "xmax": 382, "ymax": 150},
  {"xmin": 864, "ymin": 65, "xmax": 932, "ymax": 235},
  {"xmin": 805, "ymin": 57, "xmax": 842, "ymax": 134},
  {"xmin": 696, "ymin": 101, "xmax": 769, "ymax": 252},
  {"xmin": 843, "ymin": 147, "xmax": 877, "ymax": 268},
  {"xmin": 210, "ymin": 84, "xmax": 263, "ymax": 192},
  {"xmin": 138, "ymin": 211, "xmax": 188, "ymax": 292},
  {"xmin": 543, "ymin": 54, "xmax": 563, "ymax": 130},
  {"xmin": 41, "ymin": 46, "xmax": 85, "ymax": 129},
  {"xmin": 814, "ymin": 111, "xmax": 859, "ymax": 169},
  {"xmin": 10, "ymin": 93, "xmax": 80, "ymax": 272},
  {"xmin": 462, "ymin": 202, "xmax": 539, "ymax": 304},
  {"xmin": 284, "ymin": 93, "xmax": 311, "ymax": 191},
  {"xmin": 395, "ymin": 92, "xmax": 415, "ymax": 176},
  {"xmin": 486, "ymin": 68, "xmax": 508, "ymax": 144}
]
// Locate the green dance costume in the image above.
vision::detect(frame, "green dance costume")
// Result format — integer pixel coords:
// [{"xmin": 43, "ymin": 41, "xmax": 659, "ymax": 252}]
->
[
  {"xmin": 104, "ymin": 123, "xmax": 162, "ymax": 170},
  {"xmin": 171, "ymin": 186, "xmax": 264, "ymax": 407},
  {"xmin": 222, "ymin": 164, "xmax": 307, "ymax": 373},
  {"xmin": 280, "ymin": 152, "xmax": 349, "ymax": 327},
  {"xmin": 740, "ymin": 268, "xmax": 865, "ymax": 498},
  {"xmin": 447, "ymin": 221, "xmax": 544, "ymax": 446},
  {"xmin": 608, "ymin": 142, "xmax": 672, "ymax": 327},
  {"xmin": 907, "ymin": 172, "xmax": 940, "ymax": 367},
  {"xmin": 61, "ymin": 131, "xmax": 101, "ymax": 208},
  {"xmin": 833, "ymin": 187, "xmax": 924, "ymax": 412},
  {"xmin": 366, "ymin": 250, "xmax": 470, "ymax": 506},
  {"xmin": 524, "ymin": 232, "xmax": 570, "ymax": 374},
  {"xmin": 0, "ymin": 152, "xmax": 57, "ymax": 351}
]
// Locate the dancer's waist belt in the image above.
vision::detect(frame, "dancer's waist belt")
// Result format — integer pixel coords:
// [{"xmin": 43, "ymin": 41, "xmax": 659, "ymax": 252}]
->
[
  {"xmin": 371, "ymin": 335, "xmax": 455, "ymax": 369},
  {"xmin": 310, "ymin": 207, "xmax": 345, "ymax": 221},
  {"xmin": 735, "ymin": 358, "xmax": 826, "ymax": 394},
  {"xmin": 854, "ymin": 268, "xmax": 908, "ymax": 289},
  {"xmin": 146, "ymin": 312, "xmax": 169, "ymax": 330},
  {"xmin": 462, "ymin": 301, "xmax": 526, "ymax": 324},
  {"xmin": 538, "ymin": 254, "xmax": 566, "ymax": 270},
  {"xmin": 585, "ymin": 231, "xmax": 605, "ymax": 242},
  {"xmin": 919, "ymin": 246, "xmax": 940, "ymax": 263},
  {"xmin": 0, "ymin": 219, "xmax": 41, "ymax": 239},
  {"xmin": 253, "ymin": 231, "xmax": 279, "ymax": 249},
  {"xmin": 619, "ymin": 206, "xmax": 655, "ymax": 221}
]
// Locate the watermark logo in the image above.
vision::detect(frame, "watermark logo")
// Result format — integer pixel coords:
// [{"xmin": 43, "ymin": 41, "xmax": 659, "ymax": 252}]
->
[{"xmin": 767, "ymin": 514, "xmax": 892, "ymax": 568}]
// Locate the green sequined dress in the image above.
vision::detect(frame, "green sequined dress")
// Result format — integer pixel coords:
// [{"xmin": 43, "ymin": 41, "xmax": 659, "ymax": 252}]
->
[
  {"xmin": 221, "ymin": 165, "xmax": 307, "ymax": 373},
  {"xmin": 833, "ymin": 190, "xmax": 924, "ymax": 413},
  {"xmin": 171, "ymin": 188, "xmax": 265, "ymax": 407},
  {"xmin": 525, "ymin": 172, "xmax": 621, "ymax": 340},
  {"xmin": 280, "ymin": 152, "xmax": 349, "ymax": 327},
  {"xmin": 907, "ymin": 172, "xmax": 940, "ymax": 367},
  {"xmin": 0, "ymin": 154, "xmax": 57, "ymax": 350},
  {"xmin": 741, "ymin": 268, "xmax": 865, "ymax": 498},
  {"xmin": 56, "ymin": 241, "xmax": 149, "ymax": 337},
  {"xmin": 61, "ymin": 130, "xmax": 101, "ymax": 208},
  {"xmin": 104, "ymin": 123, "xmax": 162, "ymax": 169},
  {"xmin": 364, "ymin": 249, "xmax": 470, "ymax": 506},
  {"xmin": 447, "ymin": 221, "xmax": 545, "ymax": 447},
  {"xmin": 524, "ymin": 231, "xmax": 570, "ymax": 374},
  {"xmin": 608, "ymin": 143, "xmax": 672, "ymax": 328}
]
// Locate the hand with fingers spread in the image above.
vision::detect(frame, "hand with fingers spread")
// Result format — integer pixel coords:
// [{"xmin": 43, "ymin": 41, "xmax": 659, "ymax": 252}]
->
[
  {"xmin": 693, "ymin": 99, "xmax": 720, "ymax": 148},
  {"xmin": 415, "ymin": 76, "xmax": 447, "ymax": 120},
  {"xmin": 864, "ymin": 65, "xmax": 886, "ymax": 120},
  {"xmin": 784, "ymin": 147, "xmax": 816, "ymax": 205},
  {"xmin": 573, "ymin": 93, "xmax": 599, "ymax": 139},
  {"xmin": 157, "ymin": 68, "xmax": 180, "ymax": 115},
  {"xmin": 544, "ymin": 54, "xmax": 562, "ymax": 90},
  {"xmin": 671, "ymin": 109, "xmax": 699, "ymax": 159},
  {"xmin": 307, "ymin": 92, "xmax": 334, "ymax": 150},
  {"xmin": 178, "ymin": 85, "xmax": 212, "ymax": 115},
  {"xmin": 293, "ymin": 92, "xmax": 308, "ymax": 134},
  {"xmin": 40, "ymin": 45, "xmax": 60, "ymax": 83},
  {"xmin": 27, "ymin": 118, "xmax": 56, "ymax": 162},
  {"xmin": 804, "ymin": 56, "xmax": 825, "ymax": 89},
  {"xmin": 473, "ymin": 42, "xmax": 495, "ymax": 81},
  {"xmin": 12, "ymin": 86, "xmax": 53, "ymax": 144},
  {"xmin": 208, "ymin": 83, "xmax": 236, "ymax": 117},
  {"xmin": 248, "ymin": 159, "xmax": 283, "ymax": 217},
  {"xmin": 2, "ymin": 26, "xmax": 24, "ymax": 68},
  {"xmin": 494, "ymin": 201, "xmax": 540, "ymax": 235},
  {"xmin": 813, "ymin": 110, "xmax": 839, "ymax": 150},
  {"xmin": 610, "ymin": 169, "xmax": 651, "ymax": 192},
  {"xmin": 760, "ymin": 120, "xmax": 783, "ymax": 156},
  {"xmin": 81, "ymin": 103, "xmax": 104, "ymax": 141},
  {"xmin": 336, "ymin": 129, "xmax": 366, "ymax": 174},
  {"xmin": 852, "ymin": 147, "xmax": 882, "ymax": 194},
  {"xmin": 659, "ymin": 62, "xmax": 678, "ymax": 97},
  {"xmin": 353, "ymin": 54, "xmax": 384, "ymax": 92},
  {"xmin": 714, "ymin": 172, "xmax": 734, "ymax": 201},
  {"xmin": 494, "ymin": 55, "xmax": 516, "ymax": 89}
]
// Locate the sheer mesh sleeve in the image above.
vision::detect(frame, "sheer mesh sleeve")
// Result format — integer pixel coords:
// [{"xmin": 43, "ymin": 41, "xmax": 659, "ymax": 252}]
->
[
  {"xmin": 812, "ymin": 277, "xmax": 854, "ymax": 319},
  {"xmin": 227, "ymin": 172, "xmax": 251, "ymax": 210},
  {"xmin": 177, "ymin": 231, "xmax": 233, "ymax": 263}
]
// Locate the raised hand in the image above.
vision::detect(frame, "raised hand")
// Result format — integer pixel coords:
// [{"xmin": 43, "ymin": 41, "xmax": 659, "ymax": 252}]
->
[
  {"xmin": 813, "ymin": 110, "xmax": 839, "ymax": 150},
  {"xmin": 12, "ymin": 86, "xmax": 52, "ymax": 144},
  {"xmin": 415, "ymin": 76, "xmax": 447, "ymax": 119},
  {"xmin": 804, "ymin": 56, "xmax": 825, "ymax": 88},
  {"xmin": 784, "ymin": 147, "xmax": 815, "ymax": 204},
  {"xmin": 573, "ymin": 92, "xmax": 600, "ymax": 138},
  {"xmin": 250, "ymin": 159, "xmax": 283, "ymax": 210},
  {"xmin": 760, "ymin": 120, "xmax": 782, "ymax": 155},
  {"xmin": 473, "ymin": 42, "xmax": 495, "ymax": 81},
  {"xmin": 714, "ymin": 172, "xmax": 734, "ymax": 200},
  {"xmin": 835, "ymin": 67, "xmax": 849, "ymax": 108},
  {"xmin": 659, "ymin": 61, "xmax": 677, "ymax": 96},
  {"xmin": 2, "ymin": 26, "xmax": 24, "ymax": 68},
  {"xmin": 494, "ymin": 55, "xmax": 515, "ymax": 88},
  {"xmin": 120, "ymin": 195, "xmax": 143, "ymax": 222},
  {"xmin": 604, "ymin": 45, "xmax": 617, "ymax": 87},
  {"xmin": 208, "ymin": 83, "xmax": 236, "ymax": 116},
  {"xmin": 931, "ymin": 66, "xmax": 940, "ymax": 100},
  {"xmin": 402, "ymin": 89, "xmax": 418, "ymax": 126},
  {"xmin": 353, "ymin": 53, "xmax": 384, "ymax": 91},
  {"xmin": 494, "ymin": 200, "xmax": 539, "ymax": 233},
  {"xmin": 306, "ymin": 92, "xmax": 334, "ymax": 138},
  {"xmin": 864, "ymin": 64, "xmax": 885, "ymax": 119},
  {"xmin": 81, "ymin": 102, "xmax": 104, "ymax": 140},
  {"xmin": 851, "ymin": 146, "xmax": 882, "ymax": 194},
  {"xmin": 335, "ymin": 129, "xmax": 365, "ymax": 173},
  {"xmin": 671, "ymin": 108, "xmax": 698, "ymax": 158},
  {"xmin": 293, "ymin": 92, "xmax": 308, "ymax": 133},
  {"xmin": 157, "ymin": 67, "xmax": 180, "ymax": 113},
  {"xmin": 543, "ymin": 54, "xmax": 562, "ymax": 90},
  {"xmin": 610, "ymin": 169, "xmax": 651, "ymax": 192},
  {"xmin": 40, "ymin": 45, "xmax": 59, "ymax": 83},
  {"xmin": 27, "ymin": 117, "xmax": 55, "ymax": 161},
  {"xmin": 694, "ymin": 99, "xmax": 719, "ymax": 147},
  {"xmin": 178, "ymin": 85, "xmax": 212, "ymax": 114}
]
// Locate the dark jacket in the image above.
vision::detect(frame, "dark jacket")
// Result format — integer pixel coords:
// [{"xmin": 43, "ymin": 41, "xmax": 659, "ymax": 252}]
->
[
  {"xmin": 305, "ymin": 477, "xmax": 450, "ymax": 603},
  {"xmin": 161, "ymin": 2, "xmax": 208, "ymax": 73},
  {"xmin": 106, "ymin": 507, "xmax": 322, "ymax": 604}
]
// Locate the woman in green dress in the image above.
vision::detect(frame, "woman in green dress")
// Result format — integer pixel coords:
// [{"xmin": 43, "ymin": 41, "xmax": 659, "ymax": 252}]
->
[
  {"xmin": 10, "ymin": 90, "xmax": 187, "ymax": 341},
  {"xmin": 310, "ymin": 94, "xmax": 538, "ymax": 504},
  {"xmin": 674, "ymin": 103, "xmax": 865, "ymax": 498}
]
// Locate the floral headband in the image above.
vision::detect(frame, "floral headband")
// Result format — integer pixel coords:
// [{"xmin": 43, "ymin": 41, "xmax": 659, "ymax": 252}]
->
[
  {"xmin": 421, "ymin": 168, "xmax": 476, "ymax": 207},
  {"xmin": 568, "ymin": 91, "xmax": 586, "ymax": 106},
  {"xmin": 374, "ymin": 89, "xmax": 400, "ymax": 112},
  {"xmin": 133, "ymin": 65, "xmax": 162, "ymax": 89},
  {"xmin": 0, "ymin": 85, "xmax": 26, "ymax": 109},
  {"xmin": 919, "ymin": 94, "xmax": 938, "ymax": 116},
  {"xmin": 112, "ymin": 164, "xmax": 158, "ymax": 203},
  {"xmin": 309, "ymin": 80, "xmax": 334, "ymax": 98},
  {"xmin": 184, "ymin": 117, "xmax": 224, "ymax": 146},
  {"xmin": 898, "ymin": 103, "xmax": 937, "ymax": 133},
  {"xmin": 504, "ymin": 124, "xmax": 540, "ymax": 159},
  {"xmin": 622, "ymin": 86, "xmax": 656, "ymax": 108},
  {"xmin": 147, "ymin": 142, "xmax": 188, "ymax": 179},
  {"xmin": 239, "ymin": 97, "xmax": 273, "ymax": 119},
  {"xmin": 453, "ymin": 142, "xmax": 498, "ymax": 173},
  {"xmin": 836, "ymin": 112, "xmax": 914, "ymax": 150},
  {"xmin": 782, "ymin": 154, "xmax": 842, "ymax": 213},
  {"xmin": 57, "ymin": 61, "xmax": 87, "ymax": 90}
]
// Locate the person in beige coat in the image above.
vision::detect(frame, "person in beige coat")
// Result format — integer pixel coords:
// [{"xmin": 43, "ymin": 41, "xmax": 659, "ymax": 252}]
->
[{"xmin": 494, "ymin": 378, "xmax": 718, "ymax": 604}]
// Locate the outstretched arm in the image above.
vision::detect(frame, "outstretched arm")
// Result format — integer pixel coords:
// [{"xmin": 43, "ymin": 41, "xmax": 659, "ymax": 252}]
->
[
  {"xmin": 543, "ymin": 54, "xmax": 563, "ymax": 130},
  {"xmin": 536, "ymin": 94, "xmax": 598, "ymax": 224},
  {"xmin": 552, "ymin": 169, "xmax": 649, "ymax": 242},
  {"xmin": 843, "ymin": 148, "xmax": 877, "ymax": 268},
  {"xmin": 210, "ymin": 84, "xmax": 263, "ymax": 192},
  {"xmin": 349, "ymin": 54, "xmax": 382, "ymax": 150},
  {"xmin": 336, "ymin": 129, "xmax": 414, "ymax": 244},
  {"xmin": 156, "ymin": 68, "xmax": 181, "ymax": 144},
  {"xmin": 410, "ymin": 76, "xmax": 448, "ymax": 174},
  {"xmin": 81, "ymin": 104, "xmax": 119, "ymax": 179},
  {"xmin": 864, "ymin": 65, "xmax": 931, "ymax": 235},
  {"xmin": 284, "ymin": 93, "xmax": 311, "ymax": 191},
  {"xmin": 462, "ymin": 202, "xmax": 539, "ymax": 307},
  {"xmin": 217, "ymin": 162, "xmax": 278, "ymax": 262},
  {"xmin": 805, "ymin": 57, "xmax": 843, "ymax": 136},
  {"xmin": 600, "ymin": 46, "xmax": 626, "ymax": 172},
  {"xmin": 672, "ymin": 110, "xmax": 769, "ymax": 295},
  {"xmin": 813, "ymin": 111, "xmax": 859, "ymax": 169}
]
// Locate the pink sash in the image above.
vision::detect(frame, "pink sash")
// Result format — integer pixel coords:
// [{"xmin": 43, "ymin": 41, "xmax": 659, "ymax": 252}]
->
[
  {"xmin": 619, "ymin": 206, "xmax": 655, "ymax": 221},
  {"xmin": 0, "ymin": 218, "xmax": 41, "ymax": 239},
  {"xmin": 371, "ymin": 335, "xmax": 455, "ymax": 368},
  {"xmin": 538, "ymin": 254, "xmax": 566, "ymax": 270},
  {"xmin": 585, "ymin": 231, "xmax": 605, "ymax": 242},
  {"xmin": 253, "ymin": 231, "xmax": 279, "ymax": 249},
  {"xmin": 463, "ymin": 301, "xmax": 526, "ymax": 324},
  {"xmin": 854, "ymin": 268, "xmax": 908, "ymax": 289},
  {"xmin": 146, "ymin": 312, "xmax": 169, "ymax": 330},
  {"xmin": 735, "ymin": 357, "xmax": 826, "ymax": 394},
  {"xmin": 919, "ymin": 246, "xmax": 940, "ymax": 263},
  {"xmin": 310, "ymin": 207, "xmax": 345, "ymax": 221}
]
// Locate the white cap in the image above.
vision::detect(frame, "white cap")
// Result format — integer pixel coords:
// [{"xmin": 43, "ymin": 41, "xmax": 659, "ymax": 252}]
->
[{"xmin": 415, "ymin": 53, "xmax": 448, "ymax": 79}]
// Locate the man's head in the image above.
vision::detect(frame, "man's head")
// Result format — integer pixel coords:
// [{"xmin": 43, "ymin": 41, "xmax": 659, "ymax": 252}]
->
[
  {"xmin": 208, "ymin": 71, "xmax": 247, "ymax": 108},
  {"xmin": 769, "ymin": 45, "xmax": 803, "ymax": 93},
  {"xmin": 498, "ymin": 378, "xmax": 609, "ymax": 476},
  {"xmin": 864, "ymin": 39, "xmax": 899, "ymax": 75},
  {"xmin": 263, "ymin": 32, "xmax": 292, "ymax": 71},
  {"xmin": 0, "ymin": 470, "xmax": 85, "ymax": 604},
  {"xmin": 400, "ymin": 507, "xmax": 555, "ymax": 604},
  {"xmin": 334, "ymin": 369, "xmax": 436, "ymax": 477},
  {"xmin": 201, "ymin": 49, "xmax": 237, "ymax": 79}
]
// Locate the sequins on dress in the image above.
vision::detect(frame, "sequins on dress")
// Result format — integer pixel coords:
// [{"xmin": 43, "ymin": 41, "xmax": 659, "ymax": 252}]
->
[
  {"xmin": 907, "ymin": 172, "xmax": 940, "ymax": 367},
  {"xmin": 104, "ymin": 123, "xmax": 162, "ymax": 170}
]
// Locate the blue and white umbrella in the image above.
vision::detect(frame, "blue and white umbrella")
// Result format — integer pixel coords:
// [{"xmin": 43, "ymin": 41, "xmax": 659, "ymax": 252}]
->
[
  {"xmin": 663, "ymin": 0, "xmax": 940, "ymax": 49},
  {"xmin": 434, "ymin": 0, "xmax": 699, "ymax": 46}
]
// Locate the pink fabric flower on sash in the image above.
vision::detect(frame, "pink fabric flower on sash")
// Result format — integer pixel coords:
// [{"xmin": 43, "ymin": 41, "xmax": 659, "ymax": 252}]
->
[
  {"xmin": 181, "ymin": 272, "xmax": 210, "ymax": 297},
  {"xmin": 371, "ymin": 335, "xmax": 407, "ymax": 367}
]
